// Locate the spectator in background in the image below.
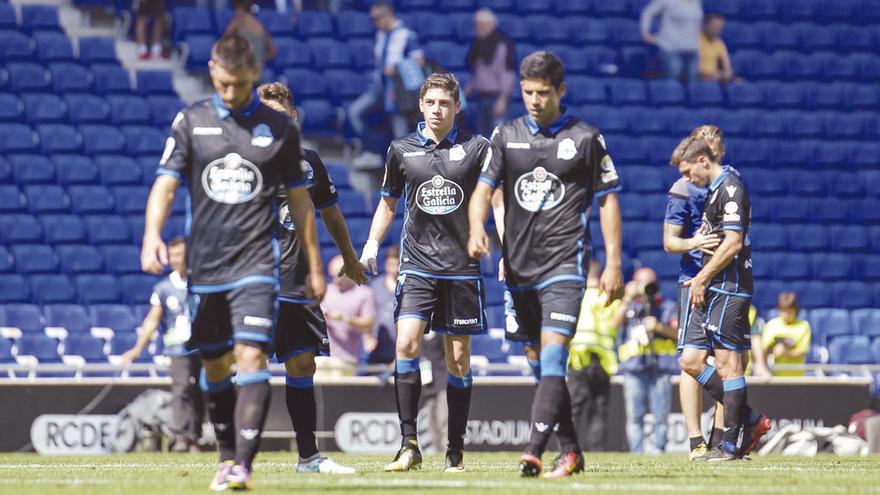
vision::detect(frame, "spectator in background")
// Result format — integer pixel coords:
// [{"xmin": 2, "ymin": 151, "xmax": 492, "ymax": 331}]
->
[
  {"xmin": 748, "ymin": 305, "xmax": 772, "ymax": 378},
  {"xmin": 698, "ymin": 13, "xmax": 736, "ymax": 83},
  {"xmin": 465, "ymin": 8, "xmax": 516, "ymax": 137},
  {"xmin": 224, "ymin": 0, "xmax": 278, "ymax": 70},
  {"xmin": 640, "ymin": 0, "xmax": 704, "ymax": 83},
  {"xmin": 321, "ymin": 255, "xmax": 376, "ymax": 375},
  {"xmin": 567, "ymin": 260, "xmax": 622, "ymax": 452},
  {"xmin": 614, "ymin": 268, "xmax": 679, "ymax": 453},
  {"xmin": 122, "ymin": 238, "xmax": 204, "ymax": 452},
  {"xmin": 348, "ymin": 1, "xmax": 424, "ymax": 160},
  {"xmin": 367, "ymin": 246, "xmax": 399, "ymax": 365},
  {"xmin": 761, "ymin": 292, "xmax": 811, "ymax": 377},
  {"xmin": 134, "ymin": 0, "xmax": 169, "ymax": 60}
]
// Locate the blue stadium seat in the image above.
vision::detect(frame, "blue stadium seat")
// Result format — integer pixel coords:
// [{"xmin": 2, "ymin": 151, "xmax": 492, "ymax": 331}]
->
[
  {"xmin": 135, "ymin": 70, "xmax": 175, "ymax": 96},
  {"xmin": 780, "ymin": 0, "xmax": 820, "ymax": 22},
  {"xmin": 121, "ymin": 126, "xmax": 166, "ymax": 156},
  {"xmin": 137, "ymin": 157, "xmax": 158, "ymax": 184},
  {"xmin": 30, "ymin": 274, "xmax": 76, "ymax": 304},
  {"xmin": 411, "ymin": 11, "xmax": 455, "ymax": 40},
  {"xmin": 744, "ymin": 0, "xmax": 778, "ymax": 20},
  {"xmin": 829, "ymin": 171, "xmax": 866, "ymax": 198},
  {"xmin": 95, "ymin": 156, "xmax": 142, "ymax": 185},
  {"xmin": 786, "ymin": 224, "xmax": 827, "ymax": 252},
  {"xmin": 812, "ymin": 142, "xmax": 849, "ymax": 168},
  {"xmin": 759, "ymin": 22, "xmax": 798, "ymax": 50},
  {"xmin": 106, "ymin": 95, "xmax": 150, "ymax": 125},
  {"xmin": 33, "ymin": 31, "xmax": 73, "ymax": 63},
  {"xmin": 324, "ymin": 163, "xmax": 351, "ymax": 189},
  {"xmin": 52, "ymin": 155, "xmax": 99, "ymax": 185},
  {"xmin": 794, "ymin": 24, "xmax": 837, "ymax": 52},
  {"xmin": 471, "ymin": 335, "xmax": 506, "ymax": 363},
  {"xmin": 638, "ymin": 250, "xmax": 679, "ymax": 280},
  {"xmin": 273, "ymin": 38, "xmax": 311, "ymax": 68},
  {"xmin": 41, "ymin": 215, "xmax": 88, "ymax": 244},
  {"xmin": 722, "ymin": 21, "xmax": 760, "ymax": 49},
  {"xmin": 752, "ymin": 112, "xmax": 786, "ymax": 137},
  {"xmin": 609, "ymin": 79, "xmax": 647, "ymax": 105},
  {"xmin": 335, "ymin": 189, "xmax": 367, "ymax": 216},
  {"xmin": 844, "ymin": 84, "xmax": 880, "ymax": 110},
  {"xmin": 813, "ymin": 198, "xmax": 850, "ymax": 223},
  {"xmin": 627, "ymin": 109, "xmax": 667, "ymax": 136},
  {"xmin": 809, "ymin": 308, "xmax": 851, "ymax": 345},
  {"xmin": 0, "ymin": 339, "xmax": 14, "ymax": 364},
  {"xmin": 48, "ymin": 63, "xmax": 93, "ymax": 93},
  {"xmin": 569, "ymin": 17, "xmax": 609, "ymax": 45},
  {"xmin": 0, "ymin": 31, "xmax": 37, "ymax": 61},
  {"xmin": 623, "ymin": 166, "xmax": 665, "ymax": 193},
  {"xmin": 647, "ymin": 79, "xmax": 686, "ymax": 106},
  {"xmin": 852, "ymin": 199, "xmax": 880, "ymax": 224},
  {"xmin": 751, "ymin": 279, "xmax": 786, "ymax": 311},
  {"xmin": 832, "ymin": 282, "xmax": 873, "ymax": 309},
  {"xmin": 826, "ymin": 56, "xmax": 860, "ymax": 81},
  {"xmin": 829, "ymin": 225, "xmax": 869, "ymax": 253},
  {"xmin": 78, "ymin": 37, "xmax": 118, "ymax": 64},
  {"xmin": 565, "ymin": 77, "xmax": 606, "ymax": 105},
  {"xmin": 0, "ymin": 214, "xmax": 43, "ymax": 243},
  {"xmin": 9, "ymin": 154, "xmax": 55, "ymax": 184},
  {"xmin": 308, "ymin": 38, "xmax": 352, "ymax": 70},
  {"xmin": 497, "ymin": 14, "xmax": 530, "ymax": 42},
  {"xmin": 65, "ymin": 94, "xmax": 110, "ymax": 124},
  {"xmin": 688, "ymin": 81, "xmax": 724, "ymax": 106},
  {"xmin": 832, "ymin": 336, "xmax": 873, "ymax": 365},
  {"xmin": 91, "ymin": 304, "xmax": 139, "ymax": 331},
  {"xmin": 75, "ymin": 274, "xmax": 120, "ymax": 304},
  {"xmin": 785, "ymin": 52, "xmax": 824, "ymax": 80},
  {"xmin": 8, "ymin": 63, "xmax": 51, "ymax": 92},
  {"xmin": 749, "ymin": 251, "xmax": 772, "ymax": 279},
  {"xmin": 24, "ymin": 184, "xmax": 69, "ymax": 214},
  {"xmin": 0, "ymin": 246, "xmax": 13, "ymax": 273},
  {"xmin": 69, "ymin": 185, "xmax": 115, "ymax": 214},
  {"xmin": 21, "ymin": 5, "xmax": 61, "ymax": 32},
  {"xmin": 749, "ymin": 224, "xmax": 787, "ymax": 251},
  {"xmin": 772, "ymin": 253, "xmax": 810, "ymax": 280},
  {"xmin": 120, "ymin": 274, "xmax": 160, "ymax": 304},
  {"xmin": 0, "ymin": 93, "xmax": 23, "ymax": 122},
  {"xmin": 2, "ymin": 304, "xmax": 43, "ymax": 332},
  {"xmin": 0, "ymin": 2, "xmax": 17, "ymax": 29},
  {"xmin": 84, "ymin": 215, "xmax": 130, "ymax": 244},
  {"xmin": 325, "ymin": 69, "xmax": 369, "ymax": 104},
  {"xmin": 852, "ymin": 309, "xmax": 880, "ymax": 338},
  {"xmin": 628, "ymin": 221, "xmax": 663, "ymax": 251},
  {"xmin": 347, "ymin": 39, "xmax": 375, "ymax": 71},
  {"xmin": 826, "ymin": 112, "xmax": 867, "ymax": 139},
  {"xmin": 787, "ymin": 170, "xmax": 826, "ymax": 196},
  {"xmin": 765, "ymin": 82, "xmax": 806, "ymax": 109},
  {"xmin": 35, "ymin": 124, "xmax": 80, "ymax": 154},
  {"xmin": 16, "ymin": 334, "xmax": 61, "ymax": 363},
  {"xmin": 853, "ymin": 53, "xmax": 880, "ymax": 82},
  {"xmin": 726, "ymin": 82, "xmax": 763, "ymax": 108},
  {"xmin": 100, "ymin": 245, "xmax": 141, "ymax": 274},
  {"xmin": 109, "ymin": 332, "xmax": 149, "ymax": 362},
  {"xmin": 528, "ymin": 15, "xmax": 570, "ymax": 44},
  {"xmin": 90, "ymin": 64, "xmax": 131, "ymax": 94},
  {"xmin": 79, "ymin": 125, "xmax": 126, "ymax": 155},
  {"xmin": 336, "ymin": 10, "xmax": 373, "ymax": 40},
  {"xmin": 56, "ymin": 245, "xmax": 104, "ymax": 275},
  {"xmin": 282, "ymin": 69, "xmax": 328, "ymax": 99},
  {"xmin": 811, "ymin": 253, "xmax": 852, "ymax": 281},
  {"xmin": 211, "ymin": 8, "xmax": 232, "ymax": 34},
  {"xmin": 172, "ymin": 6, "xmax": 214, "ymax": 42},
  {"xmin": 111, "ymin": 185, "xmax": 149, "ymax": 215},
  {"xmin": 64, "ymin": 335, "xmax": 108, "ymax": 369},
  {"xmin": 21, "ymin": 93, "xmax": 67, "ymax": 124},
  {"xmin": 299, "ymin": 100, "xmax": 337, "ymax": 136},
  {"xmin": 43, "ymin": 304, "xmax": 91, "ymax": 333},
  {"xmin": 10, "ymin": 244, "xmax": 57, "ymax": 274},
  {"xmin": 183, "ymin": 35, "xmax": 213, "ymax": 71},
  {"xmin": 483, "ymin": 278, "xmax": 504, "ymax": 307},
  {"xmin": 805, "ymin": 83, "xmax": 844, "ymax": 110},
  {"xmin": 0, "ymin": 156, "xmax": 10, "ymax": 183},
  {"xmin": 146, "ymin": 96, "xmax": 183, "ymax": 127},
  {"xmin": 296, "ymin": 10, "xmax": 332, "ymax": 38},
  {"xmin": 784, "ymin": 111, "xmax": 824, "ymax": 137},
  {"xmin": 610, "ymin": 136, "xmax": 650, "ymax": 165},
  {"xmin": 0, "ymin": 275, "xmax": 31, "ymax": 303}
]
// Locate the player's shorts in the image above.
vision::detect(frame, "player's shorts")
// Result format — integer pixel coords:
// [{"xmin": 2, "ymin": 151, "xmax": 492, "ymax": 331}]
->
[
  {"xmin": 677, "ymin": 284, "xmax": 712, "ymax": 352},
  {"xmin": 504, "ymin": 279, "xmax": 584, "ymax": 345},
  {"xmin": 133, "ymin": 0, "xmax": 165, "ymax": 16},
  {"xmin": 187, "ymin": 282, "xmax": 277, "ymax": 359},
  {"xmin": 394, "ymin": 273, "xmax": 487, "ymax": 336},
  {"xmin": 685, "ymin": 289, "xmax": 752, "ymax": 352},
  {"xmin": 273, "ymin": 300, "xmax": 330, "ymax": 362}
]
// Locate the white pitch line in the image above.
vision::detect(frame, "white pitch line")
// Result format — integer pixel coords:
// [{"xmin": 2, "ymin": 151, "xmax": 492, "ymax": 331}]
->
[{"xmin": 0, "ymin": 478, "xmax": 109, "ymax": 485}]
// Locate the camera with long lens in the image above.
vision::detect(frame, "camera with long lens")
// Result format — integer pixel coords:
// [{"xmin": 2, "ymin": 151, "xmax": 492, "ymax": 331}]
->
[{"xmin": 641, "ymin": 281, "xmax": 659, "ymax": 299}]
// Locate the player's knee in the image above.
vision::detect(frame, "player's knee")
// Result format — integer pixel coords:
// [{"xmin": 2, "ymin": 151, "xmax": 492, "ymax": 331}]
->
[
  {"xmin": 396, "ymin": 335, "xmax": 420, "ymax": 359},
  {"xmin": 285, "ymin": 354, "xmax": 316, "ymax": 377},
  {"xmin": 446, "ymin": 352, "xmax": 470, "ymax": 377},
  {"xmin": 678, "ymin": 354, "xmax": 704, "ymax": 377},
  {"xmin": 202, "ymin": 353, "xmax": 233, "ymax": 383},
  {"xmin": 234, "ymin": 343, "xmax": 266, "ymax": 374}
]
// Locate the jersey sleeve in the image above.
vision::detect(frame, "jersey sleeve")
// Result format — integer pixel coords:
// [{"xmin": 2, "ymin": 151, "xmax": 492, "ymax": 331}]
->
[
  {"xmin": 380, "ymin": 144, "xmax": 405, "ymax": 198},
  {"xmin": 279, "ymin": 122, "xmax": 309, "ymax": 189},
  {"xmin": 157, "ymin": 111, "xmax": 191, "ymax": 179},
  {"xmin": 478, "ymin": 127, "xmax": 504, "ymax": 188},
  {"xmin": 720, "ymin": 181, "xmax": 749, "ymax": 232},
  {"xmin": 664, "ymin": 196, "xmax": 689, "ymax": 225},
  {"xmin": 304, "ymin": 151, "xmax": 338, "ymax": 209},
  {"xmin": 588, "ymin": 133, "xmax": 622, "ymax": 198}
]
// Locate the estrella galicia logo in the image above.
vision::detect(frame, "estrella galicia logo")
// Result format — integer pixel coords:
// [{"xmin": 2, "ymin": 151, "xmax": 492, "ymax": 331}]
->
[
  {"xmin": 415, "ymin": 175, "xmax": 464, "ymax": 215},
  {"xmin": 277, "ymin": 201, "xmax": 295, "ymax": 231},
  {"xmin": 514, "ymin": 166, "xmax": 565, "ymax": 212},
  {"xmin": 201, "ymin": 152, "xmax": 264, "ymax": 204}
]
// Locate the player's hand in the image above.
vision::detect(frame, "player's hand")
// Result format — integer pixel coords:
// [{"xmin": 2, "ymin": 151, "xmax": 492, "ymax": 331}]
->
[
  {"xmin": 643, "ymin": 316, "xmax": 659, "ymax": 333},
  {"xmin": 339, "ymin": 257, "xmax": 369, "ymax": 284},
  {"xmin": 689, "ymin": 232, "xmax": 720, "ymax": 255},
  {"xmin": 141, "ymin": 235, "xmax": 168, "ymax": 274},
  {"xmin": 306, "ymin": 272, "xmax": 327, "ymax": 302},
  {"xmin": 359, "ymin": 239, "xmax": 380, "ymax": 275},
  {"xmin": 467, "ymin": 229, "xmax": 490, "ymax": 258},
  {"xmin": 497, "ymin": 257, "xmax": 506, "ymax": 282},
  {"xmin": 599, "ymin": 266, "xmax": 624, "ymax": 305},
  {"xmin": 684, "ymin": 276, "xmax": 707, "ymax": 308}
]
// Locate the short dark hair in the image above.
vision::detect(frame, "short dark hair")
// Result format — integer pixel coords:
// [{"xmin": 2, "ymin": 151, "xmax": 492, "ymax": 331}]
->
[
  {"xmin": 419, "ymin": 73, "xmax": 460, "ymax": 102},
  {"xmin": 231, "ymin": 0, "xmax": 253, "ymax": 10},
  {"xmin": 371, "ymin": 0, "xmax": 394, "ymax": 15},
  {"xmin": 257, "ymin": 82, "xmax": 295, "ymax": 107},
  {"xmin": 168, "ymin": 236, "xmax": 186, "ymax": 248},
  {"xmin": 519, "ymin": 51, "xmax": 565, "ymax": 88},
  {"xmin": 212, "ymin": 33, "xmax": 257, "ymax": 71},
  {"xmin": 777, "ymin": 292, "xmax": 800, "ymax": 313},
  {"xmin": 704, "ymin": 12, "xmax": 725, "ymax": 24},
  {"xmin": 385, "ymin": 245, "xmax": 400, "ymax": 260}
]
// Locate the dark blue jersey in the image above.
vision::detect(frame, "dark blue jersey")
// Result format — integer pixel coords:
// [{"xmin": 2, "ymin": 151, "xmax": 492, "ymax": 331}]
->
[
  {"xmin": 665, "ymin": 178, "xmax": 707, "ymax": 283},
  {"xmin": 699, "ymin": 165, "xmax": 753, "ymax": 296},
  {"xmin": 149, "ymin": 271, "xmax": 190, "ymax": 355},
  {"xmin": 156, "ymin": 92, "xmax": 310, "ymax": 291}
]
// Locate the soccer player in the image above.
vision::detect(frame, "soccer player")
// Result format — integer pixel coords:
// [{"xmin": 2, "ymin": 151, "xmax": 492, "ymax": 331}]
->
[
  {"xmin": 468, "ymin": 51, "xmax": 624, "ymax": 478},
  {"xmin": 673, "ymin": 130, "xmax": 771, "ymax": 461},
  {"xmin": 142, "ymin": 33, "xmax": 357, "ymax": 491},
  {"xmin": 359, "ymin": 73, "xmax": 492, "ymax": 473},
  {"xmin": 256, "ymin": 82, "xmax": 367, "ymax": 474},
  {"xmin": 122, "ymin": 237, "xmax": 204, "ymax": 453}
]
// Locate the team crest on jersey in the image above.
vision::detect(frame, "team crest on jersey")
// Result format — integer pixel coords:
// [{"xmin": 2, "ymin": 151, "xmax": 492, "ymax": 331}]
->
[
  {"xmin": 202, "ymin": 152, "xmax": 264, "ymax": 204},
  {"xmin": 277, "ymin": 201, "xmax": 295, "ymax": 231},
  {"xmin": 600, "ymin": 155, "xmax": 618, "ymax": 183},
  {"xmin": 556, "ymin": 137, "xmax": 577, "ymax": 160},
  {"xmin": 166, "ymin": 295, "xmax": 180, "ymax": 311},
  {"xmin": 725, "ymin": 185, "xmax": 738, "ymax": 198},
  {"xmin": 449, "ymin": 144, "xmax": 466, "ymax": 161},
  {"xmin": 723, "ymin": 201, "xmax": 740, "ymax": 222},
  {"xmin": 251, "ymin": 123, "xmax": 274, "ymax": 147},
  {"xmin": 416, "ymin": 174, "xmax": 464, "ymax": 215},
  {"xmin": 514, "ymin": 166, "xmax": 566, "ymax": 212}
]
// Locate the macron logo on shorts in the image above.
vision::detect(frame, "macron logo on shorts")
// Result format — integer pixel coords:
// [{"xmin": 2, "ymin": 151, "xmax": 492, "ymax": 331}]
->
[
  {"xmin": 453, "ymin": 318, "xmax": 479, "ymax": 326},
  {"xmin": 243, "ymin": 316, "xmax": 273, "ymax": 328},
  {"xmin": 549, "ymin": 312, "xmax": 577, "ymax": 324}
]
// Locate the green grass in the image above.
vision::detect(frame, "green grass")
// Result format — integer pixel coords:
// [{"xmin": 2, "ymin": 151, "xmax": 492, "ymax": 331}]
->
[{"xmin": 1, "ymin": 452, "xmax": 878, "ymax": 495}]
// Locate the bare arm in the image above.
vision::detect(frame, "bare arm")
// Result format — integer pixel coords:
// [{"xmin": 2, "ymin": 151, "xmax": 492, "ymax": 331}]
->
[
  {"xmin": 663, "ymin": 223, "xmax": 720, "ymax": 254},
  {"xmin": 467, "ymin": 181, "xmax": 495, "ymax": 258},
  {"xmin": 121, "ymin": 305, "xmax": 163, "ymax": 363},
  {"xmin": 141, "ymin": 175, "xmax": 179, "ymax": 274},
  {"xmin": 360, "ymin": 196, "xmax": 398, "ymax": 274},
  {"xmin": 686, "ymin": 230, "xmax": 743, "ymax": 307},
  {"xmin": 288, "ymin": 186, "xmax": 325, "ymax": 300},
  {"xmin": 490, "ymin": 187, "xmax": 505, "ymax": 243},
  {"xmin": 598, "ymin": 192, "xmax": 623, "ymax": 302},
  {"xmin": 321, "ymin": 204, "xmax": 368, "ymax": 283}
]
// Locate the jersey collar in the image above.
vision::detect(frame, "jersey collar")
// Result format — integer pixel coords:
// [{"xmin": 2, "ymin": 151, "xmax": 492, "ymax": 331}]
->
[
  {"xmin": 416, "ymin": 121, "xmax": 459, "ymax": 147},
  {"xmin": 212, "ymin": 90, "xmax": 261, "ymax": 120},
  {"xmin": 707, "ymin": 165, "xmax": 732, "ymax": 192},
  {"xmin": 169, "ymin": 270, "xmax": 187, "ymax": 290},
  {"xmin": 525, "ymin": 106, "xmax": 572, "ymax": 136}
]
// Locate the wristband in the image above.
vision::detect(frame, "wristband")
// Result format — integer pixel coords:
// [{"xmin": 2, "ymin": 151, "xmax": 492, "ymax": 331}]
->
[{"xmin": 360, "ymin": 239, "xmax": 379, "ymax": 266}]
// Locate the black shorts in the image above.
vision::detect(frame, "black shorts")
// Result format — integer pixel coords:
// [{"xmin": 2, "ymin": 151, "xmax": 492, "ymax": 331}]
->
[
  {"xmin": 504, "ymin": 279, "xmax": 584, "ymax": 345},
  {"xmin": 133, "ymin": 0, "xmax": 165, "ymax": 17},
  {"xmin": 394, "ymin": 273, "xmax": 487, "ymax": 336},
  {"xmin": 677, "ymin": 284, "xmax": 712, "ymax": 352},
  {"xmin": 273, "ymin": 300, "xmax": 329, "ymax": 362},
  {"xmin": 685, "ymin": 290, "xmax": 752, "ymax": 352},
  {"xmin": 187, "ymin": 282, "xmax": 277, "ymax": 359}
]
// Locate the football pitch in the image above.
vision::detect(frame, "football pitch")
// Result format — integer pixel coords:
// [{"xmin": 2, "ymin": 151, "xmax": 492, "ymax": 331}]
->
[{"xmin": 0, "ymin": 452, "xmax": 877, "ymax": 495}]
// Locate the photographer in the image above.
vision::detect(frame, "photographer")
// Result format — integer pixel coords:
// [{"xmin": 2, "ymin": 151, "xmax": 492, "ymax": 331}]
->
[{"xmin": 613, "ymin": 267, "xmax": 679, "ymax": 453}]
